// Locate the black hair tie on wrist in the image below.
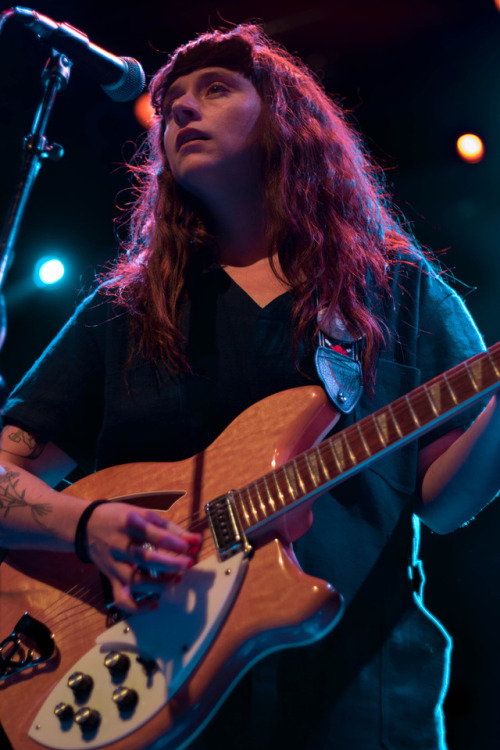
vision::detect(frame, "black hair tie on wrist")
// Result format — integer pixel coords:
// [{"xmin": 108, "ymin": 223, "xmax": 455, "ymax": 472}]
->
[{"xmin": 74, "ymin": 500, "xmax": 109, "ymax": 564}]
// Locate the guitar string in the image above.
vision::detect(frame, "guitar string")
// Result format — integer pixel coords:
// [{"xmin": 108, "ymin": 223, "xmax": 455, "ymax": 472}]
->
[
  {"xmin": 49, "ymin": 599, "xmax": 98, "ymax": 630},
  {"xmin": 15, "ymin": 537, "xmax": 221, "ymax": 638},
  {"xmin": 47, "ymin": 606, "xmax": 101, "ymax": 642},
  {"xmin": 34, "ymin": 583, "xmax": 102, "ymax": 622},
  {"xmin": 33, "ymin": 600, "xmax": 91, "ymax": 628}
]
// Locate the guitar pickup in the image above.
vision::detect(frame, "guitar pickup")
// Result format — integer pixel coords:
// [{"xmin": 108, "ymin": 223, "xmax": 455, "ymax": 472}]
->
[{"xmin": 205, "ymin": 492, "xmax": 252, "ymax": 561}]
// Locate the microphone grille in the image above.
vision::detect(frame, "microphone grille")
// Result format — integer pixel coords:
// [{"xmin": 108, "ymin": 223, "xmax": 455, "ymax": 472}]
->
[{"xmin": 101, "ymin": 57, "xmax": 146, "ymax": 102}]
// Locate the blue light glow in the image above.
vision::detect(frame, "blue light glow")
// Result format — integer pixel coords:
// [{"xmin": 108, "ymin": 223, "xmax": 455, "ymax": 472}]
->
[{"xmin": 34, "ymin": 258, "xmax": 65, "ymax": 287}]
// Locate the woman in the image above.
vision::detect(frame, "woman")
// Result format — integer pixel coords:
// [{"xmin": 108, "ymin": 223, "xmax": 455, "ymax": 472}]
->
[{"xmin": 1, "ymin": 24, "xmax": 499, "ymax": 749}]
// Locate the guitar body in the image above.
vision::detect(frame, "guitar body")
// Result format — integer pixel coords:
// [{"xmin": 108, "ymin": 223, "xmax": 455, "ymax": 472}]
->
[{"xmin": 0, "ymin": 386, "xmax": 343, "ymax": 750}]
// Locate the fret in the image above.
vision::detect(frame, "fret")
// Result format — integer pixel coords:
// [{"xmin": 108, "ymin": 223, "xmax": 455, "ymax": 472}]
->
[
  {"xmin": 262, "ymin": 474, "xmax": 276, "ymax": 513},
  {"xmin": 405, "ymin": 394, "xmax": 421, "ymax": 427},
  {"xmin": 426, "ymin": 379, "xmax": 453, "ymax": 416},
  {"xmin": 239, "ymin": 490, "xmax": 252, "ymax": 525},
  {"xmin": 273, "ymin": 472, "xmax": 286, "ymax": 507},
  {"xmin": 293, "ymin": 458, "xmax": 307, "ymax": 494},
  {"xmin": 488, "ymin": 351, "xmax": 500, "ymax": 379},
  {"xmin": 254, "ymin": 482, "xmax": 268, "ymax": 517},
  {"xmin": 329, "ymin": 438, "xmax": 345, "ymax": 473},
  {"xmin": 232, "ymin": 494, "xmax": 247, "ymax": 530},
  {"xmin": 356, "ymin": 422, "xmax": 372, "ymax": 456},
  {"xmin": 305, "ymin": 451, "xmax": 322, "ymax": 488},
  {"xmin": 246, "ymin": 486, "xmax": 260, "ymax": 522},
  {"xmin": 371, "ymin": 413, "xmax": 388, "ymax": 447},
  {"xmin": 317, "ymin": 448, "xmax": 331, "ymax": 482},
  {"xmin": 442, "ymin": 372, "xmax": 459, "ymax": 405},
  {"xmin": 423, "ymin": 384, "xmax": 440, "ymax": 417},
  {"xmin": 387, "ymin": 403, "xmax": 404, "ymax": 438},
  {"xmin": 464, "ymin": 361, "xmax": 480, "ymax": 392},
  {"xmin": 341, "ymin": 431, "xmax": 357, "ymax": 465},
  {"xmin": 282, "ymin": 464, "xmax": 299, "ymax": 500}
]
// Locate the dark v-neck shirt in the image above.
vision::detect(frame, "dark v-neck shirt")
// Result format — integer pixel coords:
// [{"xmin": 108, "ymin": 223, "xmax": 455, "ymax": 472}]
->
[
  {"xmin": 179, "ymin": 265, "xmax": 320, "ymax": 460},
  {"xmin": 5, "ymin": 267, "xmax": 318, "ymax": 473}
]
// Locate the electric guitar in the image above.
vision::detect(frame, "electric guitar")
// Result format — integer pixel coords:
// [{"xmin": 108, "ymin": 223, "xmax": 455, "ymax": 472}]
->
[{"xmin": 1, "ymin": 342, "xmax": 499, "ymax": 750}]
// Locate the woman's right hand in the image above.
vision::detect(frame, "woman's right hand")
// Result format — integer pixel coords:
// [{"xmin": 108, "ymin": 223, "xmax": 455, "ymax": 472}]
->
[
  {"xmin": 86, "ymin": 502, "xmax": 202, "ymax": 612},
  {"xmin": 0, "ymin": 426, "xmax": 202, "ymax": 613}
]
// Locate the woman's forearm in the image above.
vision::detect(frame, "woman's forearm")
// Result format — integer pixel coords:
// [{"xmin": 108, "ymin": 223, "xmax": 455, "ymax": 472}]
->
[
  {"xmin": 418, "ymin": 395, "xmax": 500, "ymax": 533},
  {"xmin": 0, "ymin": 458, "xmax": 87, "ymax": 550}
]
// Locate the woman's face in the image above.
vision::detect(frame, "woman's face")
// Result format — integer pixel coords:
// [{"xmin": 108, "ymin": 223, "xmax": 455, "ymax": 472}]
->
[{"xmin": 162, "ymin": 67, "xmax": 263, "ymax": 200}]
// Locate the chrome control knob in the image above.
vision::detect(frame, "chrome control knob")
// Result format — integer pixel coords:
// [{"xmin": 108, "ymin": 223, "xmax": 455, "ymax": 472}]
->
[
  {"xmin": 112, "ymin": 686, "xmax": 138, "ymax": 713},
  {"xmin": 74, "ymin": 707, "xmax": 101, "ymax": 733},
  {"xmin": 104, "ymin": 651, "xmax": 130, "ymax": 679},
  {"xmin": 68, "ymin": 672, "xmax": 94, "ymax": 700},
  {"xmin": 54, "ymin": 702, "xmax": 74, "ymax": 723}
]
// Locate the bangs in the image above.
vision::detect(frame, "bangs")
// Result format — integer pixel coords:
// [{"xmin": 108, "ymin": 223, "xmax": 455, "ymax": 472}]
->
[{"xmin": 151, "ymin": 31, "xmax": 256, "ymax": 113}]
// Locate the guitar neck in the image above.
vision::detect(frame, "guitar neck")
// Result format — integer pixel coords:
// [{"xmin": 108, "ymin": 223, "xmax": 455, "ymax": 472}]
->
[{"xmin": 233, "ymin": 342, "xmax": 500, "ymax": 534}]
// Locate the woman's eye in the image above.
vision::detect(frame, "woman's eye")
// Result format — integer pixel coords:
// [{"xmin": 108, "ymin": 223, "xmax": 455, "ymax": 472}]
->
[{"xmin": 207, "ymin": 83, "xmax": 228, "ymax": 95}]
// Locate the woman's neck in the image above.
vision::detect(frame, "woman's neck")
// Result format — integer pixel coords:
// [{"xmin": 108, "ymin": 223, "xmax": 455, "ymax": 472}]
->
[{"xmin": 202, "ymin": 186, "xmax": 270, "ymax": 267}]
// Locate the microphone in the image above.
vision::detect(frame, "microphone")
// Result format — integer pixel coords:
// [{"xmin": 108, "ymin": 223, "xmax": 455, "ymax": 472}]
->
[{"xmin": 7, "ymin": 7, "xmax": 146, "ymax": 102}]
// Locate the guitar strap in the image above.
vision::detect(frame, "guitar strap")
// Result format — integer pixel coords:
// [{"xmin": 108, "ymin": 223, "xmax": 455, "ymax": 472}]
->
[{"xmin": 314, "ymin": 309, "xmax": 364, "ymax": 414}]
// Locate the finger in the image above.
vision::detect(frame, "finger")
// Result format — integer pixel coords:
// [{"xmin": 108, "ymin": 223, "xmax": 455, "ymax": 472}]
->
[
  {"xmin": 126, "ymin": 511, "xmax": 200, "ymax": 555},
  {"xmin": 144, "ymin": 510, "xmax": 201, "ymax": 544},
  {"xmin": 131, "ymin": 543, "xmax": 195, "ymax": 572},
  {"xmin": 143, "ymin": 512, "xmax": 203, "ymax": 553},
  {"xmin": 124, "ymin": 510, "xmax": 154, "ymax": 538},
  {"xmin": 125, "ymin": 511, "xmax": 186, "ymax": 551},
  {"xmin": 111, "ymin": 541, "xmax": 194, "ymax": 573},
  {"xmin": 110, "ymin": 580, "xmax": 141, "ymax": 613}
]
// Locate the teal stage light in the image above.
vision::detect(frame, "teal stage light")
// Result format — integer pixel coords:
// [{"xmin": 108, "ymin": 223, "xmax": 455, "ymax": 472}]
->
[{"xmin": 34, "ymin": 257, "xmax": 65, "ymax": 287}]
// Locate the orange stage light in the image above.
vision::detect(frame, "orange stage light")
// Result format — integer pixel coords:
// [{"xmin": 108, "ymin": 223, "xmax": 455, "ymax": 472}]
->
[
  {"xmin": 134, "ymin": 92, "xmax": 156, "ymax": 129},
  {"xmin": 456, "ymin": 133, "xmax": 485, "ymax": 163}
]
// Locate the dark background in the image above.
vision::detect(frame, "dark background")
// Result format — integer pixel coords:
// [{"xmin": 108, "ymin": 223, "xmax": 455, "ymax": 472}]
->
[{"xmin": 0, "ymin": 2, "xmax": 499, "ymax": 747}]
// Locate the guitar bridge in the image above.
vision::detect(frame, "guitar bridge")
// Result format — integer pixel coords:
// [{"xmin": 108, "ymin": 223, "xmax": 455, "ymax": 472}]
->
[
  {"xmin": 0, "ymin": 612, "xmax": 55, "ymax": 679},
  {"xmin": 205, "ymin": 491, "xmax": 252, "ymax": 561}
]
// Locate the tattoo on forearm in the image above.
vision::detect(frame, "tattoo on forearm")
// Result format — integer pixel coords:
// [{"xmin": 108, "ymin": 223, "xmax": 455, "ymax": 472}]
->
[
  {"xmin": 0, "ymin": 467, "xmax": 54, "ymax": 531},
  {"xmin": 6, "ymin": 429, "xmax": 46, "ymax": 459}
]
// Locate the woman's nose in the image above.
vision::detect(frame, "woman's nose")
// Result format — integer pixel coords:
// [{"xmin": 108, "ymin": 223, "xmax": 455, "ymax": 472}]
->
[{"xmin": 172, "ymin": 93, "xmax": 201, "ymax": 126}]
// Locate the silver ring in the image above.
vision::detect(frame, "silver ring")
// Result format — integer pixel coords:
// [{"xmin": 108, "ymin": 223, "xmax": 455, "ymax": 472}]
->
[{"xmin": 137, "ymin": 542, "xmax": 158, "ymax": 578}]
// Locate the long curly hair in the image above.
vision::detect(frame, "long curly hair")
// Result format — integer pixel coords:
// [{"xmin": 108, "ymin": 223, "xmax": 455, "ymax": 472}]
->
[{"xmin": 103, "ymin": 24, "xmax": 422, "ymax": 382}]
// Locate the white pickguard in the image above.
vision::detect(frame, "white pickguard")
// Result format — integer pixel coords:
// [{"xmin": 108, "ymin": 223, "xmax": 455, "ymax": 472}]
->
[{"xmin": 28, "ymin": 552, "xmax": 247, "ymax": 749}]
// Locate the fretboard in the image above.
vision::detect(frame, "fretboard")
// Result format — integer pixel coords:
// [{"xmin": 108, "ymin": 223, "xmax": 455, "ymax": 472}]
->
[{"xmin": 232, "ymin": 342, "xmax": 500, "ymax": 533}]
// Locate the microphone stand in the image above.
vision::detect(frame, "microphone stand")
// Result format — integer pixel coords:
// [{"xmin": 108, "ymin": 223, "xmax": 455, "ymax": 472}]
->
[{"xmin": 0, "ymin": 51, "xmax": 71, "ymax": 394}]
